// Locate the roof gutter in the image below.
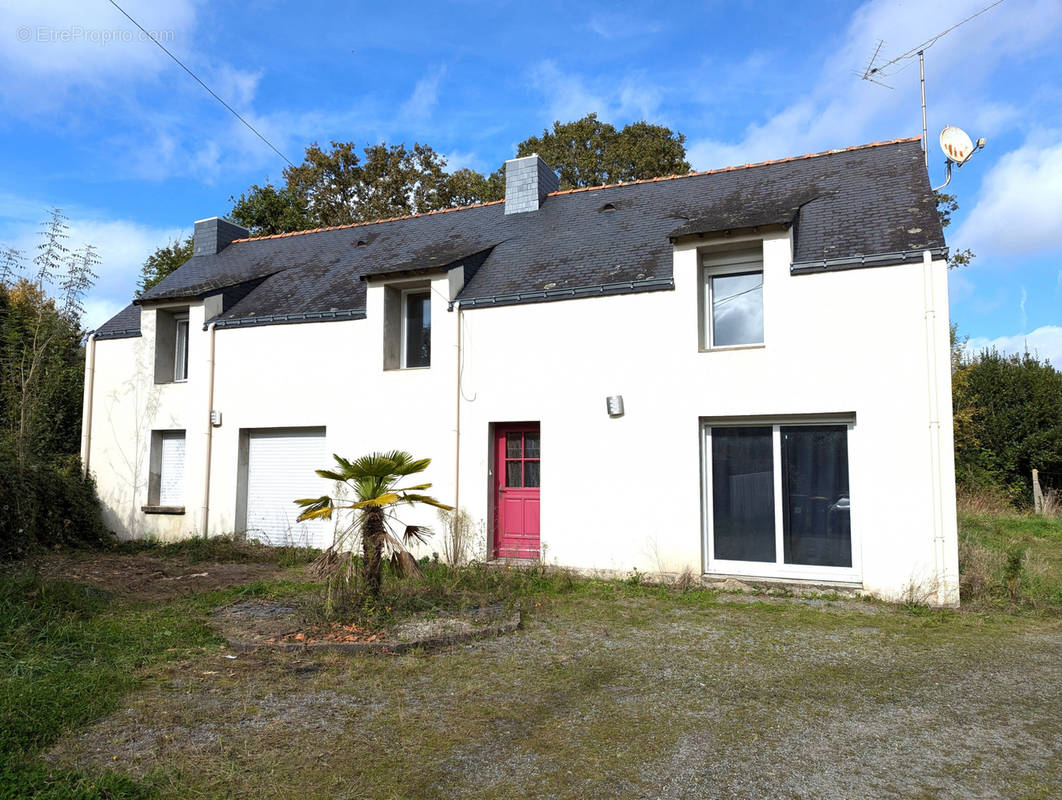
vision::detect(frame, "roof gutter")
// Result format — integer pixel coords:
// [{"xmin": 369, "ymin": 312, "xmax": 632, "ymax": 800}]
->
[
  {"xmin": 207, "ymin": 308, "xmax": 366, "ymax": 330},
  {"xmin": 791, "ymin": 246, "xmax": 948, "ymax": 274},
  {"xmin": 93, "ymin": 327, "xmax": 142, "ymax": 340},
  {"xmin": 455, "ymin": 276, "xmax": 673, "ymax": 310}
]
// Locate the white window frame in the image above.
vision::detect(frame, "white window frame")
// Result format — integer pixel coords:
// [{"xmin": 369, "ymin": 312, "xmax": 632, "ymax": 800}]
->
[
  {"xmin": 701, "ymin": 417, "xmax": 861, "ymax": 584},
  {"xmin": 173, "ymin": 315, "xmax": 189, "ymax": 382},
  {"xmin": 701, "ymin": 247, "xmax": 764, "ymax": 351},
  {"xmin": 400, "ymin": 287, "xmax": 431, "ymax": 369}
]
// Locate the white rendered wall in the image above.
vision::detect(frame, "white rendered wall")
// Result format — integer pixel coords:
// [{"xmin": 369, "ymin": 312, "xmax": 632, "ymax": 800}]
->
[
  {"xmin": 455, "ymin": 233, "xmax": 958, "ymax": 604},
  {"xmin": 86, "ymin": 240, "xmax": 958, "ymax": 604},
  {"xmin": 87, "ymin": 302, "xmax": 210, "ymax": 541}
]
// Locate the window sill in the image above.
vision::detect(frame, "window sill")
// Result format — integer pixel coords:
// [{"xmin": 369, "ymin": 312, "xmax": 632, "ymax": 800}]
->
[
  {"xmin": 699, "ymin": 343, "xmax": 765, "ymax": 353},
  {"xmin": 142, "ymin": 505, "xmax": 185, "ymax": 515}
]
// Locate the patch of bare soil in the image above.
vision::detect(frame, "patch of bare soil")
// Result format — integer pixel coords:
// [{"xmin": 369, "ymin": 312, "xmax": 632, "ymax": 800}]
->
[
  {"xmin": 211, "ymin": 599, "xmax": 519, "ymax": 653},
  {"xmin": 29, "ymin": 553, "xmax": 300, "ymax": 601}
]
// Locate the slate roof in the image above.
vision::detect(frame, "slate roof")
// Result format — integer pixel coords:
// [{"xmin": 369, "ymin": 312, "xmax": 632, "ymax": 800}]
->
[{"xmin": 94, "ymin": 137, "xmax": 946, "ymax": 339}]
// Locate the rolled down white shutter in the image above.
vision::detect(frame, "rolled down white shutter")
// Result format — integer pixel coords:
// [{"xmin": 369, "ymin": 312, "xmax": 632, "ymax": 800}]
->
[
  {"xmin": 159, "ymin": 432, "xmax": 186, "ymax": 506},
  {"xmin": 245, "ymin": 429, "xmax": 332, "ymax": 549}
]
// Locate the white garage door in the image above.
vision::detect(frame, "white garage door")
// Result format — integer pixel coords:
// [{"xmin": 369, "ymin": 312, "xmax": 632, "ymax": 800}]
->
[{"xmin": 245, "ymin": 428, "xmax": 333, "ymax": 549}]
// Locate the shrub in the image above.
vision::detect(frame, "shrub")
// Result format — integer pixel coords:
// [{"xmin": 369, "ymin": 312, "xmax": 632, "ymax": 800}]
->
[{"xmin": 0, "ymin": 455, "xmax": 112, "ymax": 559}]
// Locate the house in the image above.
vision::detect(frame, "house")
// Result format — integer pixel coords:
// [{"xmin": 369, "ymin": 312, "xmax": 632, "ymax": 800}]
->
[{"xmin": 81, "ymin": 136, "xmax": 959, "ymax": 606}]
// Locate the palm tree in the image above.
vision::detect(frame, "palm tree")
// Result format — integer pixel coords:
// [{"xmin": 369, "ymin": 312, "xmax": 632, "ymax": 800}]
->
[{"xmin": 295, "ymin": 451, "xmax": 452, "ymax": 599}]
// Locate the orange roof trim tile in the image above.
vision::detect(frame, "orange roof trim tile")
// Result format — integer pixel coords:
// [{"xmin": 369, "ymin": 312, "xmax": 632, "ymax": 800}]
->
[{"xmin": 230, "ymin": 136, "xmax": 921, "ymax": 244}]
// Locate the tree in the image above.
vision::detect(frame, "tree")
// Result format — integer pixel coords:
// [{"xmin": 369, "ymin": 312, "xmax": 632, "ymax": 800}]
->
[
  {"xmin": 0, "ymin": 280, "xmax": 86, "ymax": 463},
  {"xmin": 935, "ymin": 192, "xmax": 974, "ymax": 269},
  {"xmin": 295, "ymin": 451, "xmax": 452, "ymax": 601},
  {"xmin": 228, "ymin": 117, "xmax": 693, "ymax": 235},
  {"xmin": 232, "ymin": 141, "xmax": 473, "ymax": 236},
  {"xmin": 952, "ymin": 345, "xmax": 1062, "ymax": 503},
  {"xmin": 515, "ymin": 113, "xmax": 690, "ymax": 189},
  {"xmin": 0, "ymin": 211, "xmax": 96, "ymax": 466},
  {"xmin": 441, "ymin": 167, "xmax": 504, "ymax": 206},
  {"xmin": 229, "ymin": 183, "xmax": 311, "ymax": 237},
  {"xmin": 138, "ymin": 236, "xmax": 193, "ymax": 295}
]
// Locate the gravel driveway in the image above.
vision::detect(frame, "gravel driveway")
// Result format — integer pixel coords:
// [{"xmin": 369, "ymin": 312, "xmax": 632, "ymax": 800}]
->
[{"xmin": 50, "ymin": 591, "xmax": 1062, "ymax": 799}]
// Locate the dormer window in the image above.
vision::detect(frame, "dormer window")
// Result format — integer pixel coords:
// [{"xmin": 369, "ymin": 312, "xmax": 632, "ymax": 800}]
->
[
  {"xmin": 174, "ymin": 315, "xmax": 189, "ymax": 381},
  {"xmin": 403, "ymin": 289, "xmax": 431, "ymax": 368},
  {"xmin": 701, "ymin": 246, "xmax": 764, "ymax": 350},
  {"xmin": 154, "ymin": 307, "xmax": 191, "ymax": 384},
  {"xmin": 383, "ymin": 283, "xmax": 431, "ymax": 370}
]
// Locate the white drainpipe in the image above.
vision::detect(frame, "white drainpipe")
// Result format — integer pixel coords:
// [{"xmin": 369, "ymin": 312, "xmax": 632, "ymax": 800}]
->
[
  {"xmin": 80, "ymin": 333, "xmax": 97, "ymax": 474},
  {"xmin": 200, "ymin": 322, "xmax": 217, "ymax": 537},
  {"xmin": 922, "ymin": 250, "xmax": 946, "ymax": 604},
  {"xmin": 454, "ymin": 305, "xmax": 463, "ymax": 515}
]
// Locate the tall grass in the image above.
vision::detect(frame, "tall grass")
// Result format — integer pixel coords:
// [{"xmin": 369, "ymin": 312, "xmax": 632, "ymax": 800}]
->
[
  {"xmin": 0, "ymin": 571, "xmax": 221, "ymax": 798},
  {"xmin": 958, "ymin": 512, "xmax": 1062, "ymax": 610}
]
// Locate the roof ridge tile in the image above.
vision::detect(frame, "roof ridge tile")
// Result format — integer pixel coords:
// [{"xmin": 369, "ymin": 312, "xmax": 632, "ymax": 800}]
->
[
  {"xmin": 229, "ymin": 199, "xmax": 506, "ymax": 243},
  {"xmin": 228, "ymin": 136, "xmax": 921, "ymax": 244},
  {"xmin": 545, "ymin": 136, "xmax": 921, "ymax": 197}
]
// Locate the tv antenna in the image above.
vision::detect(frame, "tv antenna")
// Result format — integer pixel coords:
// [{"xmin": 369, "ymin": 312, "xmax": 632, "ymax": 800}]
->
[{"xmin": 861, "ymin": 0, "xmax": 1005, "ymax": 168}]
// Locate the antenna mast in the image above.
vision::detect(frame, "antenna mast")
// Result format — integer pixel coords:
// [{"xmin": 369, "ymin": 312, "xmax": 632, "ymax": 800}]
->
[
  {"xmin": 919, "ymin": 51, "xmax": 928, "ymax": 169},
  {"xmin": 861, "ymin": 1, "xmax": 1005, "ymax": 168}
]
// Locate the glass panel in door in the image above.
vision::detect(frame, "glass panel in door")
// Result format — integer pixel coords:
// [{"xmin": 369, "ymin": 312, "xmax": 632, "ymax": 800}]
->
[
  {"xmin": 711, "ymin": 427, "xmax": 775, "ymax": 562},
  {"xmin": 781, "ymin": 426, "xmax": 851, "ymax": 567}
]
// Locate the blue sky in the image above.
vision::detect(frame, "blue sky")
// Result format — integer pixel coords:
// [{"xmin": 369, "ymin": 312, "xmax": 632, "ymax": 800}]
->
[{"xmin": 1, "ymin": 0, "xmax": 1059, "ymax": 363}]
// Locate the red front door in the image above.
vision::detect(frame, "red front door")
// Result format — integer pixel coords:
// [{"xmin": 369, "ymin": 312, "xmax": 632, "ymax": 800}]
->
[{"xmin": 494, "ymin": 424, "xmax": 541, "ymax": 559}]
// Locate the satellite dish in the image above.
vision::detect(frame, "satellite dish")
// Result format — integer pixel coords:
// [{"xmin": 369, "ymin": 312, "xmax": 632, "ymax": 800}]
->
[{"xmin": 940, "ymin": 125, "xmax": 975, "ymax": 165}]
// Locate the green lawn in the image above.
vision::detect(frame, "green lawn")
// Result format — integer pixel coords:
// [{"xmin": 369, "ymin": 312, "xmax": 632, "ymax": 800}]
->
[{"xmin": 0, "ymin": 520, "xmax": 1060, "ymax": 799}]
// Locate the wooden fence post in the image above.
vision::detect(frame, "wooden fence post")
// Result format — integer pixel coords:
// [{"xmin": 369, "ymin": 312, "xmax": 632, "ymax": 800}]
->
[{"xmin": 1032, "ymin": 468, "xmax": 1044, "ymax": 515}]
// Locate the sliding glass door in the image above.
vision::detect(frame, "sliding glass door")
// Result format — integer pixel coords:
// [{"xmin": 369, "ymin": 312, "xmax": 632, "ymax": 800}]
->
[{"xmin": 704, "ymin": 421, "xmax": 857, "ymax": 581}]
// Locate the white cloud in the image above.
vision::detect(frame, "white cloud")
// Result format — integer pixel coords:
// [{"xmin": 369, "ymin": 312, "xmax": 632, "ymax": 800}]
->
[
  {"xmin": 210, "ymin": 63, "xmax": 263, "ymax": 110},
  {"xmin": 529, "ymin": 60, "xmax": 662, "ymax": 124},
  {"xmin": 965, "ymin": 325, "xmax": 1062, "ymax": 367},
  {"xmin": 954, "ymin": 136, "xmax": 1062, "ymax": 258},
  {"xmin": 444, "ymin": 149, "xmax": 485, "ymax": 172},
  {"xmin": 0, "ymin": 0, "xmax": 199, "ymax": 106},
  {"xmin": 686, "ymin": 0, "xmax": 1062, "ymax": 169},
  {"xmin": 0, "ymin": 197, "xmax": 185, "ymax": 329},
  {"xmin": 400, "ymin": 66, "xmax": 446, "ymax": 122}
]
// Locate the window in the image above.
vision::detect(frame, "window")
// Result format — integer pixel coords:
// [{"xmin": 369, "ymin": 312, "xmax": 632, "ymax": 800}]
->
[
  {"xmin": 705, "ymin": 422, "xmax": 854, "ymax": 577},
  {"xmin": 174, "ymin": 316, "xmax": 189, "ymax": 381},
  {"xmin": 702, "ymin": 247, "xmax": 763, "ymax": 348},
  {"xmin": 147, "ymin": 430, "xmax": 186, "ymax": 510},
  {"xmin": 403, "ymin": 290, "xmax": 431, "ymax": 368},
  {"xmin": 503, "ymin": 429, "xmax": 541, "ymax": 488},
  {"xmin": 383, "ymin": 285, "xmax": 431, "ymax": 370},
  {"xmin": 153, "ymin": 307, "xmax": 190, "ymax": 384}
]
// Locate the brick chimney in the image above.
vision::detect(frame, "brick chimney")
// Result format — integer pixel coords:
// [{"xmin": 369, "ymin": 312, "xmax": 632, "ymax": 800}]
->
[
  {"xmin": 193, "ymin": 217, "xmax": 249, "ymax": 256},
  {"xmin": 504, "ymin": 154, "xmax": 559, "ymax": 215}
]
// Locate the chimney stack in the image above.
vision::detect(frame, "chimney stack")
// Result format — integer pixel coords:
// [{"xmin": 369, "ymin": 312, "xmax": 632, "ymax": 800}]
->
[
  {"xmin": 193, "ymin": 217, "xmax": 249, "ymax": 257},
  {"xmin": 504, "ymin": 154, "xmax": 559, "ymax": 215}
]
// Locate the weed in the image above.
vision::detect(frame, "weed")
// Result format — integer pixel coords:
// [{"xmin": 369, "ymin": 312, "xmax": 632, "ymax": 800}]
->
[
  {"xmin": 437, "ymin": 508, "xmax": 475, "ymax": 567},
  {"xmin": 958, "ymin": 511, "xmax": 1062, "ymax": 610},
  {"xmin": 116, "ymin": 534, "xmax": 319, "ymax": 567}
]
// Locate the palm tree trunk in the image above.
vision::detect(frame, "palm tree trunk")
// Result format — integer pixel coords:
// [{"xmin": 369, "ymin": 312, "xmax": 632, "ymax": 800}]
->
[{"xmin": 362, "ymin": 507, "xmax": 385, "ymax": 599}]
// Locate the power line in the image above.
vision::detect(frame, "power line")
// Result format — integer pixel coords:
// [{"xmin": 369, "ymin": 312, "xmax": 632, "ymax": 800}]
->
[
  {"xmin": 105, "ymin": 0, "xmax": 294, "ymax": 167},
  {"xmin": 862, "ymin": 0, "xmax": 1006, "ymax": 84},
  {"xmin": 713, "ymin": 281, "xmax": 763, "ymax": 308}
]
